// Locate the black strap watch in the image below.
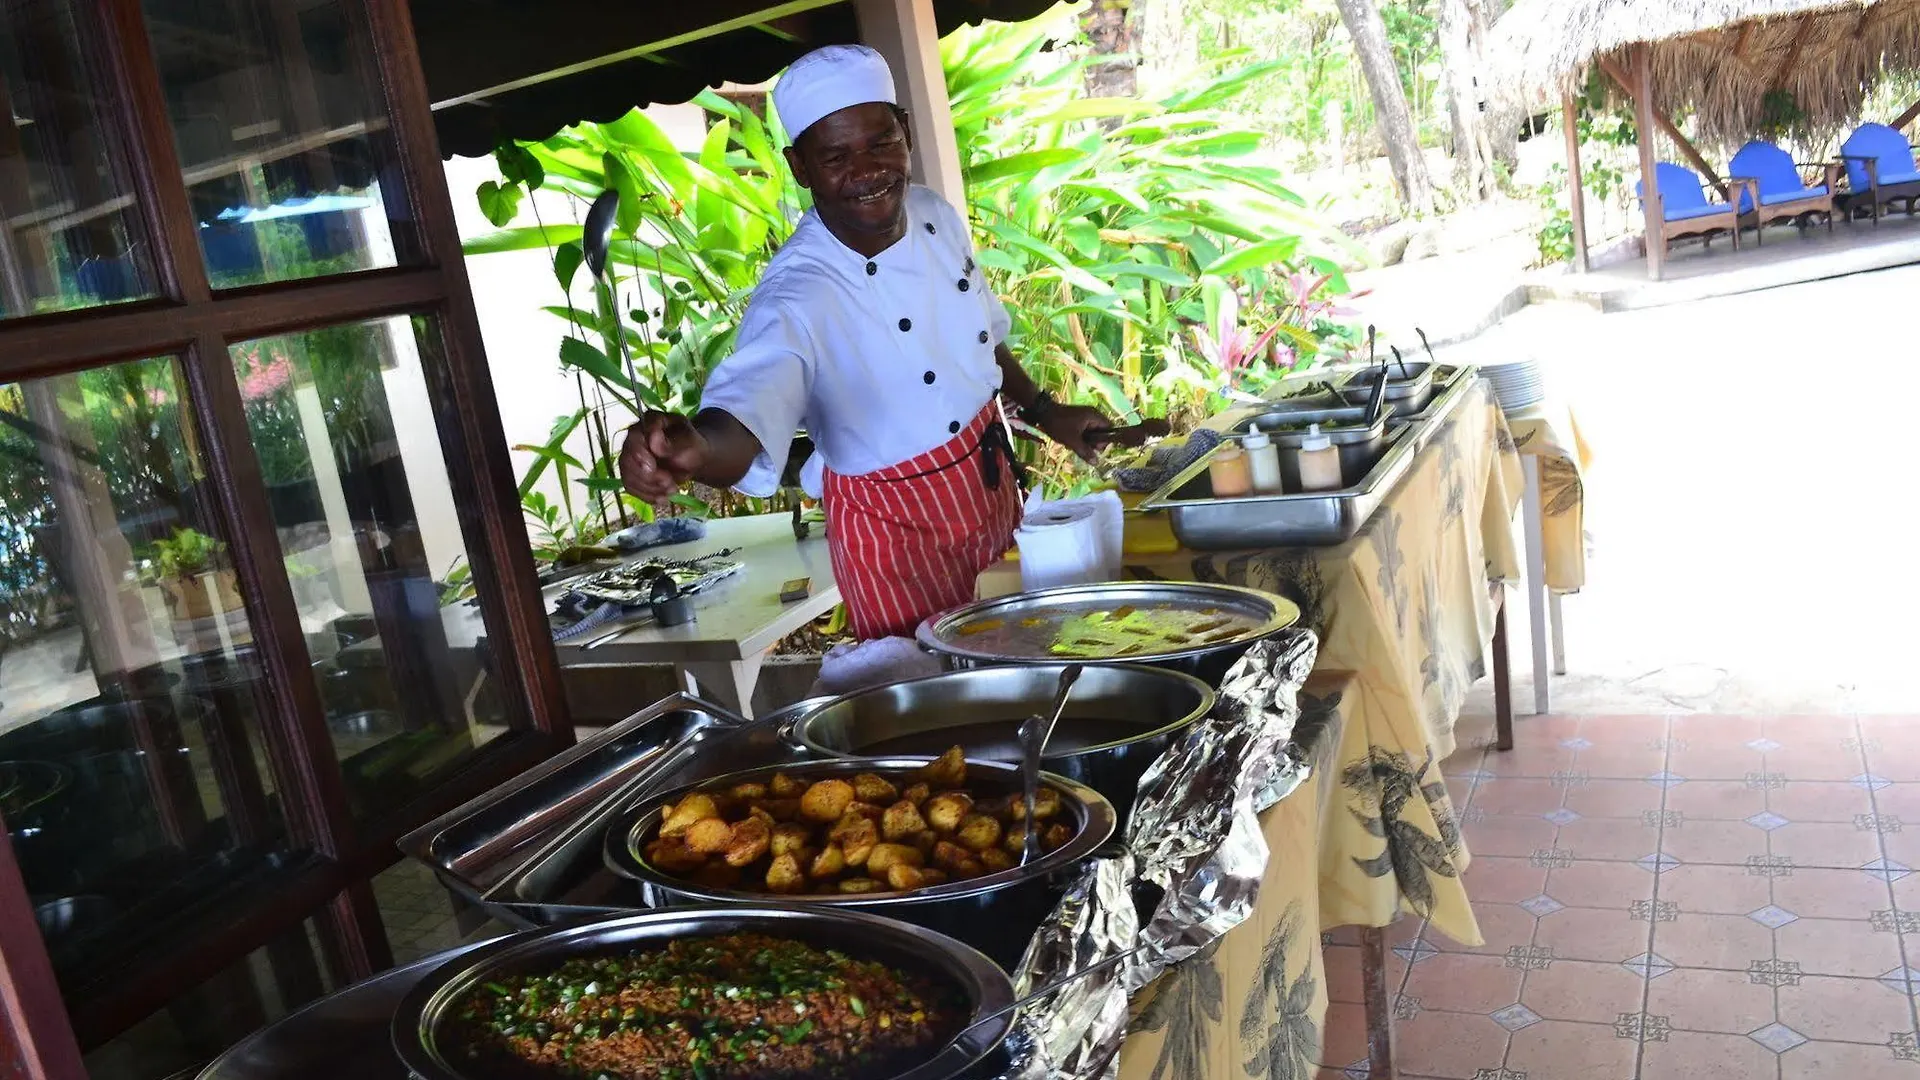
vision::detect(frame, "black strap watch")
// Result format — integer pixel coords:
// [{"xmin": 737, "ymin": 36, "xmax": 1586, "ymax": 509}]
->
[{"xmin": 1021, "ymin": 389, "xmax": 1058, "ymax": 428}]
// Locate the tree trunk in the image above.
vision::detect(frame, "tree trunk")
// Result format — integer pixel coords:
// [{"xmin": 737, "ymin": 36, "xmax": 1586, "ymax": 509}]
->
[
  {"xmin": 1438, "ymin": 0, "xmax": 1497, "ymax": 201},
  {"xmin": 1081, "ymin": 0, "xmax": 1139, "ymax": 106},
  {"xmin": 1332, "ymin": 0, "xmax": 1436, "ymax": 213}
]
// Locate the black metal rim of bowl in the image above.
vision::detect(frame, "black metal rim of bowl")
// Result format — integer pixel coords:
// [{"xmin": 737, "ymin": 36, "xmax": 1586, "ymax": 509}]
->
[
  {"xmin": 787, "ymin": 663, "xmax": 1216, "ymax": 763},
  {"xmin": 391, "ymin": 906, "xmax": 1017, "ymax": 1080},
  {"xmin": 603, "ymin": 757, "xmax": 1117, "ymax": 908},
  {"xmin": 914, "ymin": 581, "xmax": 1301, "ymax": 668}
]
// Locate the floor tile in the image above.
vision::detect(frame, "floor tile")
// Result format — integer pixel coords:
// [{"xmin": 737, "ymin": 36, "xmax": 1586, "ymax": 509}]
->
[
  {"xmin": 1667, "ymin": 737, "xmax": 1769, "ymax": 782},
  {"xmin": 1656, "ymin": 863, "xmax": 1774, "ymax": 915},
  {"xmin": 1557, "ymin": 817, "xmax": 1663, "ymax": 862},
  {"xmin": 1473, "ymin": 778, "xmax": 1567, "ymax": 816},
  {"xmin": 1643, "ymin": 966, "xmax": 1776, "ymax": 1036},
  {"xmin": 1775, "ymin": 974, "xmax": 1920, "ymax": 1046},
  {"xmin": 1317, "ymin": 1001, "xmax": 1368, "ymax": 1068},
  {"xmin": 1401, "ymin": 953, "xmax": 1525, "ymax": 1014},
  {"xmin": 1876, "ymin": 783, "xmax": 1920, "ymax": 822},
  {"xmin": 1521, "ymin": 958, "xmax": 1647, "ymax": 1024},
  {"xmin": 1561, "ymin": 779, "xmax": 1666, "ymax": 819},
  {"xmin": 1769, "ymin": 867, "xmax": 1898, "ymax": 921},
  {"xmin": 1504, "ymin": 1019, "xmax": 1640, "ymax": 1078},
  {"xmin": 1668, "ymin": 715, "xmax": 1762, "ymax": 740},
  {"xmin": 1533, "ymin": 907, "xmax": 1654, "ymax": 964},
  {"xmin": 1659, "ymin": 819, "xmax": 1768, "ymax": 865},
  {"xmin": 1546, "ymin": 859, "xmax": 1658, "ymax": 908},
  {"xmin": 1478, "ymin": 742, "xmax": 1578, "ymax": 779},
  {"xmin": 1874, "ymin": 827, "xmax": 1920, "ymax": 869},
  {"xmin": 1426, "ymin": 903, "xmax": 1535, "ymax": 957},
  {"xmin": 1767, "ymin": 781, "xmax": 1877, "ymax": 823},
  {"xmin": 1664, "ymin": 780, "xmax": 1769, "ymax": 821},
  {"xmin": 1767, "ymin": 821, "xmax": 1884, "ymax": 869},
  {"xmin": 1639, "ymin": 1030, "xmax": 1791, "ymax": 1080},
  {"xmin": 1775, "ymin": 917, "xmax": 1906, "ymax": 979},
  {"xmin": 1445, "ymin": 774, "xmax": 1476, "ymax": 810},
  {"xmin": 1325, "ymin": 944, "xmax": 1364, "ymax": 1005},
  {"xmin": 1577, "ymin": 742, "xmax": 1672, "ymax": 780},
  {"xmin": 1779, "ymin": 1038, "xmax": 1920, "ymax": 1078},
  {"xmin": 1389, "ymin": 1008, "xmax": 1512, "ymax": 1080},
  {"xmin": 1462, "ymin": 856, "xmax": 1551, "ymax": 905},
  {"xmin": 1866, "ymin": 747, "xmax": 1920, "ymax": 784},
  {"xmin": 1462, "ymin": 814, "xmax": 1560, "ymax": 859},
  {"xmin": 1651, "ymin": 912, "xmax": 1775, "ymax": 972}
]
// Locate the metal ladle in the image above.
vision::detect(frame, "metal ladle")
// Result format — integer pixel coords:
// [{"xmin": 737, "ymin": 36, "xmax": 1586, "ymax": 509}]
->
[
  {"xmin": 580, "ymin": 189, "xmax": 641, "ymax": 386},
  {"xmin": 1018, "ymin": 663, "xmax": 1084, "ymax": 865}
]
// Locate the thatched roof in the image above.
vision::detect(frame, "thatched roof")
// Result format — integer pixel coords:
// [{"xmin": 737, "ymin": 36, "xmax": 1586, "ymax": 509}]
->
[{"xmin": 1489, "ymin": 0, "xmax": 1920, "ymax": 145}]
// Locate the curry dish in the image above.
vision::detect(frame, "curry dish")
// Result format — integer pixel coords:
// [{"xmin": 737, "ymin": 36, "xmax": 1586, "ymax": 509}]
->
[
  {"xmin": 644, "ymin": 748, "xmax": 1071, "ymax": 896},
  {"xmin": 943, "ymin": 604, "xmax": 1263, "ymax": 659},
  {"xmin": 451, "ymin": 931, "xmax": 963, "ymax": 1080}
]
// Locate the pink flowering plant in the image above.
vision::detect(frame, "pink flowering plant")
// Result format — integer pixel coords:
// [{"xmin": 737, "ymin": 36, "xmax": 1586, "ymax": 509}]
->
[
  {"xmin": 233, "ymin": 343, "xmax": 316, "ymax": 487},
  {"xmin": 1193, "ymin": 269, "xmax": 1365, "ymax": 394}
]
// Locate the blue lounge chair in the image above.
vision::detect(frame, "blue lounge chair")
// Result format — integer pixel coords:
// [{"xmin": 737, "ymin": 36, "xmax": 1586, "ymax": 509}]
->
[
  {"xmin": 1635, "ymin": 162, "xmax": 1752, "ymax": 257},
  {"xmin": 1728, "ymin": 140, "xmax": 1838, "ymax": 236},
  {"xmin": 1839, "ymin": 122, "xmax": 1920, "ymax": 224}
]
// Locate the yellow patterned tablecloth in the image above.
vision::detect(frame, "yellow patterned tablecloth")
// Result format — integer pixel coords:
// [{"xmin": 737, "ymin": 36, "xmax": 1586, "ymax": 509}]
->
[
  {"xmin": 1506, "ymin": 400, "xmax": 1592, "ymax": 593},
  {"xmin": 981, "ymin": 380, "xmax": 1522, "ymax": 949}
]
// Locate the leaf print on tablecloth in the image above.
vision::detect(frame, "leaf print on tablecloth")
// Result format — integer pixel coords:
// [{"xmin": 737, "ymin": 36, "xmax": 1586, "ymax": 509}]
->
[
  {"xmin": 1293, "ymin": 689, "xmax": 1345, "ymax": 774},
  {"xmin": 1237, "ymin": 901, "xmax": 1319, "ymax": 1080},
  {"xmin": 1367, "ymin": 508, "xmax": 1409, "ymax": 634},
  {"xmin": 1132, "ymin": 936, "xmax": 1225, "ymax": 1080},
  {"xmin": 1343, "ymin": 745, "xmax": 1462, "ymax": 917},
  {"xmin": 1540, "ymin": 454, "xmax": 1583, "ymax": 517},
  {"xmin": 1418, "ymin": 571, "xmax": 1464, "ymax": 728},
  {"xmin": 1495, "ymin": 424, "xmax": 1518, "ymax": 457}
]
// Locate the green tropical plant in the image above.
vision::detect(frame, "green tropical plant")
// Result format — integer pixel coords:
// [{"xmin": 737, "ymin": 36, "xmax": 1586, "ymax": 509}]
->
[{"xmin": 147, "ymin": 527, "xmax": 225, "ymax": 582}]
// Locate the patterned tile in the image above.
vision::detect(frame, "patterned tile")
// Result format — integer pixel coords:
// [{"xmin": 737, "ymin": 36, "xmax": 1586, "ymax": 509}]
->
[
  {"xmin": 1777, "ymin": 974, "xmax": 1920, "ymax": 1046},
  {"xmin": 1504, "ymin": 944, "xmax": 1554, "ymax": 971},
  {"xmin": 1528, "ymin": 848, "xmax": 1577, "ymax": 869},
  {"xmin": 1518, "ymin": 893, "xmax": 1565, "ymax": 917},
  {"xmin": 1747, "ymin": 904, "xmax": 1799, "ymax": 929},
  {"xmin": 1548, "ymin": 770, "xmax": 1591, "ymax": 789},
  {"xmin": 1872, "ymin": 909, "xmax": 1920, "ymax": 933},
  {"xmin": 1560, "ymin": 737, "xmax": 1594, "ymax": 751},
  {"xmin": 1776, "ymin": 917, "xmax": 1905, "ymax": 979},
  {"xmin": 1749, "ymin": 958, "xmax": 1804, "ymax": 987},
  {"xmin": 1744, "ymin": 772, "xmax": 1788, "ymax": 790},
  {"xmin": 1745, "ymin": 854, "xmax": 1794, "ymax": 877},
  {"xmin": 1745, "ymin": 738, "xmax": 1783, "ymax": 753},
  {"xmin": 1626, "ymin": 1012, "xmax": 1673, "ymax": 1042},
  {"xmin": 1853, "ymin": 773, "xmax": 1894, "ymax": 792},
  {"xmin": 1645, "ymin": 770, "xmax": 1688, "ymax": 789},
  {"xmin": 1647, "ymin": 968, "xmax": 1777, "ymax": 1035},
  {"xmin": 1745, "ymin": 811, "xmax": 1790, "ymax": 831},
  {"xmin": 1469, "ymin": 1070, "xmax": 1525, "ymax": 1080},
  {"xmin": 1878, "ymin": 965, "xmax": 1920, "ymax": 995},
  {"xmin": 1393, "ymin": 938, "xmax": 1441, "ymax": 964},
  {"xmin": 1631, "ymin": 899, "xmax": 1680, "ymax": 922},
  {"xmin": 1858, "ymin": 813, "xmax": 1903, "ymax": 833},
  {"xmin": 1862, "ymin": 856, "xmax": 1914, "ymax": 883},
  {"xmin": 1393, "ymin": 993, "xmax": 1422, "ymax": 1020},
  {"xmin": 1489, "ymin": 1003, "xmax": 1543, "ymax": 1032},
  {"xmin": 1644, "ymin": 809, "xmax": 1684, "ymax": 827},
  {"xmin": 1542, "ymin": 807, "xmax": 1581, "ymax": 826},
  {"xmin": 1893, "ymin": 1032, "xmax": 1920, "ymax": 1061},
  {"xmin": 1622, "ymin": 952, "xmax": 1676, "ymax": 978},
  {"xmin": 1638, "ymin": 852, "xmax": 1682, "ymax": 873},
  {"xmin": 1747, "ymin": 1022, "xmax": 1810, "ymax": 1053}
]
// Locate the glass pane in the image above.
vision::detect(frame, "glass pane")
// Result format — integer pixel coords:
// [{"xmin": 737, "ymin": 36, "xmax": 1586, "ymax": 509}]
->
[
  {"xmin": 233, "ymin": 314, "xmax": 522, "ymax": 821},
  {"xmin": 0, "ymin": 0, "xmax": 159, "ymax": 318},
  {"xmin": 0, "ymin": 359, "xmax": 305, "ymax": 993},
  {"xmin": 141, "ymin": 0, "xmax": 420, "ymax": 288},
  {"xmin": 83, "ymin": 915, "xmax": 334, "ymax": 1079},
  {"xmin": 372, "ymin": 857, "xmax": 509, "ymax": 966}
]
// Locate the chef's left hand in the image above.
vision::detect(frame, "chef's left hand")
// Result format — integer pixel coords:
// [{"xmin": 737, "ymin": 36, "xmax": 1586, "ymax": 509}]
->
[{"xmin": 1037, "ymin": 404, "xmax": 1112, "ymax": 464}]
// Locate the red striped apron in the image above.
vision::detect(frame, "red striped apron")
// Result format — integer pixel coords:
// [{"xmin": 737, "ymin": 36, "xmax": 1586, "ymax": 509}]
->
[{"xmin": 821, "ymin": 402, "xmax": 1025, "ymax": 641}]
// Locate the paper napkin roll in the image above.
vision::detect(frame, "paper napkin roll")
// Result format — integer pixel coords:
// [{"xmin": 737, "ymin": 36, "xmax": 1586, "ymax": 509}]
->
[{"xmin": 1016, "ymin": 501, "xmax": 1112, "ymax": 592}]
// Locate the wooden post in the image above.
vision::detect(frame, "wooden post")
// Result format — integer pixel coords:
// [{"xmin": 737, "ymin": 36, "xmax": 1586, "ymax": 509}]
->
[
  {"xmin": 853, "ymin": 0, "xmax": 968, "ymax": 214},
  {"xmin": 1893, "ymin": 96, "xmax": 1920, "ymax": 134},
  {"xmin": 1561, "ymin": 93, "xmax": 1589, "ymax": 272},
  {"xmin": 1629, "ymin": 46, "xmax": 1664, "ymax": 281},
  {"xmin": 1360, "ymin": 925, "xmax": 1399, "ymax": 1079}
]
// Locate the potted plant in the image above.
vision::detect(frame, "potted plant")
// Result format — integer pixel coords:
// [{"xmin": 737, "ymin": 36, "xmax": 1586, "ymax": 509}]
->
[{"xmin": 146, "ymin": 528, "xmax": 242, "ymax": 623}]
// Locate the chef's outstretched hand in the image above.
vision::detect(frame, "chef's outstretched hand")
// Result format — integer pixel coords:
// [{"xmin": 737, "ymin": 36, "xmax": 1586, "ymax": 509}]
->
[
  {"xmin": 1038, "ymin": 404, "xmax": 1112, "ymax": 464},
  {"xmin": 619, "ymin": 412, "xmax": 708, "ymax": 507}
]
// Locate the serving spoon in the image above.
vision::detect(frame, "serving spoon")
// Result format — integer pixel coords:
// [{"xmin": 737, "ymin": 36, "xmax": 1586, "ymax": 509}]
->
[{"xmin": 1019, "ymin": 664, "xmax": 1084, "ymax": 865}]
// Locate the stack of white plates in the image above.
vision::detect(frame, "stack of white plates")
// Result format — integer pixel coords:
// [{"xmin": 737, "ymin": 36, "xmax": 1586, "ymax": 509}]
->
[{"xmin": 1481, "ymin": 357, "xmax": 1544, "ymax": 412}]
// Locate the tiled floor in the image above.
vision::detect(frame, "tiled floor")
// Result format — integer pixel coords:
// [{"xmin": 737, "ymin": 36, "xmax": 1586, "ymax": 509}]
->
[{"xmin": 1320, "ymin": 714, "xmax": 1920, "ymax": 1079}]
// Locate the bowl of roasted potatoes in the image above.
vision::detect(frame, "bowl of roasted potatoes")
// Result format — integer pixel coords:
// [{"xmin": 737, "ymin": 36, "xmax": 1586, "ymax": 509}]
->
[{"xmin": 603, "ymin": 748, "xmax": 1116, "ymax": 968}]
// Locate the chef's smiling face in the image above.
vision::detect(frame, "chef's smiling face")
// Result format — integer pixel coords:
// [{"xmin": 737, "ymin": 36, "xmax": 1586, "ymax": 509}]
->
[{"xmin": 786, "ymin": 102, "xmax": 913, "ymax": 253}]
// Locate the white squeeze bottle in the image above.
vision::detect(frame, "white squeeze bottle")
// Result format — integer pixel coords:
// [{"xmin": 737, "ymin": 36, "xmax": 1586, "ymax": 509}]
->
[
  {"xmin": 1295, "ymin": 423, "xmax": 1343, "ymax": 492},
  {"xmin": 1242, "ymin": 429, "xmax": 1283, "ymax": 494}
]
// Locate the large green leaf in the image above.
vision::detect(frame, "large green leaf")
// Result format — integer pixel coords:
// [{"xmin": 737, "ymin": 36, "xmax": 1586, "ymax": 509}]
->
[
  {"xmin": 965, "ymin": 148, "xmax": 1087, "ymax": 186},
  {"xmin": 553, "ymin": 241, "xmax": 583, "ymax": 292},
  {"xmin": 1090, "ymin": 261, "xmax": 1195, "ymax": 289},
  {"xmin": 558, "ymin": 337, "xmax": 643, "ymax": 412},
  {"xmin": 1029, "ymin": 98, "xmax": 1164, "ymax": 126},
  {"xmin": 475, "ymin": 180, "xmax": 523, "ymax": 227},
  {"xmin": 1203, "ymin": 237, "xmax": 1302, "ymax": 278},
  {"xmin": 463, "ymin": 223, "xmax": 583, "ymax": 256}
]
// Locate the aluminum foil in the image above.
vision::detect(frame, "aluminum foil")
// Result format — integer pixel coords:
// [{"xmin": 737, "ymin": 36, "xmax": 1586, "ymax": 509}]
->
[{"xmin": 993, "ymin": 628, "xmax": 1321, "ymax": 1080}]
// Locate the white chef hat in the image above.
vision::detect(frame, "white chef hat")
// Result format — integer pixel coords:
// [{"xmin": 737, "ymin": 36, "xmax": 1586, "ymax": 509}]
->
[{"xmin": 773, "ymin": 44, "xmax": 897, "ymax": 142}]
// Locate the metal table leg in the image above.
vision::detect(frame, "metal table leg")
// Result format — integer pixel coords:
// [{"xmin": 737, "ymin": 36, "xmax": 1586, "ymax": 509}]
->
[
  {"xmin": 1520, "ymin": 455, "xmax": 1550, "ymax": 716},
  {"xmin": 1550, "ymin": 592, "xmax": 1568, "ymax": 676},
  {"xmin": 1360, "ymin": 925, "xmax": 1399, "ymax": 1080}
]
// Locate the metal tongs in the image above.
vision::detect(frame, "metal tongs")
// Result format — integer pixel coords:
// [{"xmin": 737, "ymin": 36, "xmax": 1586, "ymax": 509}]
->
[{"xmin": 1017, "ymin": 664, "xmax": 1084, "ymax": 865}]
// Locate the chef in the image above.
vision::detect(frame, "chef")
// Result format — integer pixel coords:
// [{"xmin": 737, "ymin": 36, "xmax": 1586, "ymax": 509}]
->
[{"xmin": 619, "ymin": 43, "xmax": 1114, "ymax": 641}]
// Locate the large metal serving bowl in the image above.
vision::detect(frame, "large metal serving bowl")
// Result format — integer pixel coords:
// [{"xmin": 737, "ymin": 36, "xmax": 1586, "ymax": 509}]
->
[
  {"xmin": 603, "ymin": 757, "xmax": 1116, "ymax": 969},
  {"xmin": 786, "ymin": 664, "xmax": 1212, "ymax": 828},
  {"xmin": 393, "ymin": 906, "xmax": 1015, "ymax": 1080}
]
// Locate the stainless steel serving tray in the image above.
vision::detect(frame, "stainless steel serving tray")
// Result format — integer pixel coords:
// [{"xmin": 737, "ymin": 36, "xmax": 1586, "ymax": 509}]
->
[
  {"xmin": 392, "ymin": 907, "xmax": 1017, "ymax": 1080},
  {"xmin": 916, "ymin": 581, "xmax": 1299, "ymax": 668},
  {"xmin": 1139, "ymin": 364, "xmax": 1478, "ymax": 548}
]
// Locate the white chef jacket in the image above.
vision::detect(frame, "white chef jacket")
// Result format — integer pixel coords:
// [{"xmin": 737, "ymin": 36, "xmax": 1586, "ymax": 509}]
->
[{"xmin": 699, "ymin": 184, "xmax": 1014, "ymax": 499}]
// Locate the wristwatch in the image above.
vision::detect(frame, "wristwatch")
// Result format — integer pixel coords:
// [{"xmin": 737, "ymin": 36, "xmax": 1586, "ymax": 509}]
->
[{"xmin": 1021, "ymin": 390, "xmax": 1057, "ymax": 427}]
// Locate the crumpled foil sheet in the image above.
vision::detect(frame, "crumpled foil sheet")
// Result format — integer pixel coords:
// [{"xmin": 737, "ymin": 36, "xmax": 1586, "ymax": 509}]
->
[{"xmin": 993, "ymin": 628, "xmax": 1321, "ymax": 1080}]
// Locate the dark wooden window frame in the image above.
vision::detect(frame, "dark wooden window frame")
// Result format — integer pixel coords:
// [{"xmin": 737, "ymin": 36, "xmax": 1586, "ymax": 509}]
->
[{"xmin": 0, "ymin": 0, "xmax": 572, "ymax": 1070}]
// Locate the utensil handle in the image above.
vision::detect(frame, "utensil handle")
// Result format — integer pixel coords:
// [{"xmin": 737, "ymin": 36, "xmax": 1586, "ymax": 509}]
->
[
  {"xmin": 929, "ymin": 940, "xmax": 1156, "ymax": 1067},
  {"xmin": 1019, "ymin": 715, "xmax": 1044, "ymax": 865}
]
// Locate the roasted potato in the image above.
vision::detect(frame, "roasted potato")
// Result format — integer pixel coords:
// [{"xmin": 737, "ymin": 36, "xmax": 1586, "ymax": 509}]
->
[
  {"xmin": 729, "ymin": 781, "xmax": 770, "ymax": 801},
  {"xmin": 838, "ymin": 876, "xmax": 886, "ymax": 894},
  {"xmin": 765, "ymin": 852, "xmax": 807, "ymax": 893},
  {"xmin": 799, "ymin": 778, "xmax": 857, "ymax": 823},
  {"xmin": 811, "ymin": 843, "xmax": 846, "ymax": 879},
  {"xmin": 954, "ymin": 813, "xmax": 1004, "ymax": 853},
  {"xmin": 886, "ymin": 864, "xmax": 950, "ymax": 891},
  {"xmin": 901, "ymin": 782, "xmax": 932, "ymax": 806},
  {"xmin": 1006, "ymin": 787, "xmax": 1062, "ymax": 821},
  {"xmin": 867, "ymin": 842, "xmax": 924, "ymax": 876},
  {"xmin": 770, "ymin": 772, "xmax": 807, "ymax": 799},
  {"xmin": 746, "ymin": 805, "xmax": 777, "ymax": 829},
  {"xmin": 979, "ymin": 847, "xmax": 1017, "ymax": 873},
  {"xmin": 724, "ymin": 817, "xmax": 772, "ymax": 867},
  {"xmin": 661, "ymin": 793, "xmax": 721, "ymax": 837},
  {"xmin": 852, "ymin": 773, "xmax": 899, "ymax": 804},
  {"xmin": 908, "ymin": 829, "xmax": 939, "ymax": 855},
  {"xmin": 839, "ymin": 819, "xmax": 879, "ymax": 867},
  {"xmin": 770, "ymin": 823, "xmax": 812, "ymax": 857},
  {"xmin": 931, "ymin": 840, "xmax": 975, "ymax": 871},
  {"xmin": 923, "ymin": 791, "xmax": 973, "ymax": 832},
  {"xmin": 881, "ymin": 799, "xmax": 928, "ymax": 841},
  {"xmin": 682, "ymin": 817, "xmax": 732, "ymax": 855},
  {"xmin": 759, "ymin": 798, "xmax": 801, "ymax": 822},
  {"xmin": 915, "ymin": 746, "xmax": 967, "ymax": 788},
  {"xmin": 646, "ymin": 838, "xmax": 705, "ymax": 873},
  {"xmin": 1043, "ymin": 822, "xmax": 1072, "ymax": 851}
]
